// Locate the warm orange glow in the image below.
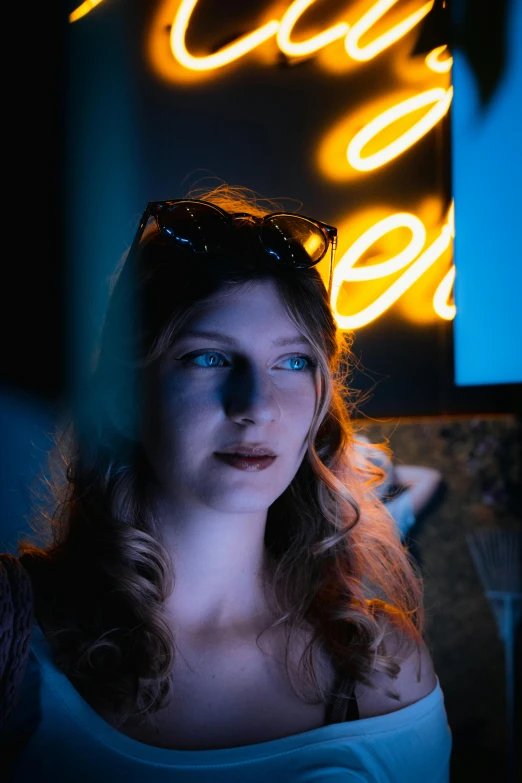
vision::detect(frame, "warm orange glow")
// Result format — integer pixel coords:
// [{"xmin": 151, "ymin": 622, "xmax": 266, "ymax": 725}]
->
[
  {"xmin": 331, "ymin": 204, "xmax": 454, "ymax": 328},
  {"xmin": 336, "ymin": 213, "xmax": 426, "ymax": 282},
  {"xmin": 67, "ymin": 0, "xmax": 454, "ymax": 328},
  {"xmin": 347, "ymin": 86, "xmax": 453, "ymax": 171},
  {"xmin": 425, "ymin": 44, "xmax": 453, "ymax": 73},
  {"xmin": 431, "ymin": 202, "xmax": 455, "ymax": 320},
  {"xmin": 69, "ymin": 0, "xmax": 103, "ymax": 23},
  {"xmin": 344, "ymin": 0, "xmax": 434, "ymax": 61},
  {"xmin": 277, "ymin": 0, "xmax": 349, "ymax": 58},
  {"xmin": 70, "ymin": 0, "xmax": 437, "ymax": 73},
  {"xmin": 170, "ymin": 0, "xmax": 280, "ymax": 71},
  {"xmin": 433, "ymin": 265, "xmax": 456, "ymax": 319}
]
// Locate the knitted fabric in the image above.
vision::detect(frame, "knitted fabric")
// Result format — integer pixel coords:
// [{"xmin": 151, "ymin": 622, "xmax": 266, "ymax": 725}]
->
[{"xmin": 0, "ymin": 554, "xmax": 34, "ymax": 731}]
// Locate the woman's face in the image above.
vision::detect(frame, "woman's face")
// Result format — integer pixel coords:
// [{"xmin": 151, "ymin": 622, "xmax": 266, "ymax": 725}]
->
[{"xmin": 141, "ymin": 279, "xmax": 319, "ymax": 515}]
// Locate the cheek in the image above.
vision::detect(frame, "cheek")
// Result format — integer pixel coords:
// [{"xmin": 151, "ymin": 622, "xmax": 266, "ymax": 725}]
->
[
  {"xmin": 280, "ymin": 382, "xmax": 317, "ymax": 433},
  {"xmin": 155, "ymin": 371, "xmax": 209, "ymax": 415},
  {"xmin": 148, "ymin": 380, "xmax": 220, "ymax": 452}
]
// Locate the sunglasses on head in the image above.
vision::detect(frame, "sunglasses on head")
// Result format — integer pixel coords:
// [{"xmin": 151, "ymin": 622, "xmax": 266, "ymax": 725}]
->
[{"xmin": 128, "ymin": 199, "xmax": 338, "ymax": 296}]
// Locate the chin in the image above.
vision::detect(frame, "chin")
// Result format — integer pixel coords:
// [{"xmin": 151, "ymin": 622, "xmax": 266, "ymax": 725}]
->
[{"xmin": 205, "ymin": 490, "xmax": 283, "ymax": 514}]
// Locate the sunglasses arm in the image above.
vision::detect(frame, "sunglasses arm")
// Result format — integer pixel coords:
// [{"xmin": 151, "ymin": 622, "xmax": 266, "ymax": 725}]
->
[{"xmin": 327, "ymin": 229, "xmax": 337, "ymax": 300}]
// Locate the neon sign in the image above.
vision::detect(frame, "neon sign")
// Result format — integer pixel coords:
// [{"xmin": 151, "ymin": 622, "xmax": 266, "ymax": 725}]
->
[
  {"xmin": 69, "ymin": 0, "xmax": 436, "ymax": 68},
  {"xmin": 277, "ymin": 1, "xmax": 349, "ymax": 59},
  {"xmin": 68, "ymin": 0, "xmax": 454, "ymax": 329},
  {"xmin": 346, "ymin": 87, "xmax": 453, "ymax": 171},
  {"xmin": 343, "ymin": 0, "xmax": 434, "ymax": 62},
  {"xmin": 425, "ymin": 44, "xmax": 453, "ymax": 73},
  {"xmin": 331, "ymin": 204, "xmax": 454, "ymax": 328}
]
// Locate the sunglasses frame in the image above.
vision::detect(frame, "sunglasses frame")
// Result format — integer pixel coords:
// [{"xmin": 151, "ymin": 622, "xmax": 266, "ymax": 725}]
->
[{"xmin": 128, "ymin": 198, "xmax": 338, "ymax": 297}]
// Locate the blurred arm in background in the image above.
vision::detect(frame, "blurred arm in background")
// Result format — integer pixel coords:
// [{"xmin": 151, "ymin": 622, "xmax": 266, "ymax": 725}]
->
[{"xmin": 386, "ymin": 464, "xmax": 443, "ymax": 540}]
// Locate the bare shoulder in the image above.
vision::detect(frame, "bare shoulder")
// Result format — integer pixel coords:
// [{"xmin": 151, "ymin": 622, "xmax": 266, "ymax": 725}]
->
[{"xmin": 355, "ymin": 626, "xmax": 438, "ymax": 719}]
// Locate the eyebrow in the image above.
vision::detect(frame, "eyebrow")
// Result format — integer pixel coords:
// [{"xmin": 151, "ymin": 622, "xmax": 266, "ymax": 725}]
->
[{"xmin": 173, "ymin": 330, "xmax": 312, "ymax": 348}]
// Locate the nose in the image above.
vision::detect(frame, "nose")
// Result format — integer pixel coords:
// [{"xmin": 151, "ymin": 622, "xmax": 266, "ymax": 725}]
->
[{"xmin": 224, "ymin": 365, "xmax": 281, "ymax": 426}]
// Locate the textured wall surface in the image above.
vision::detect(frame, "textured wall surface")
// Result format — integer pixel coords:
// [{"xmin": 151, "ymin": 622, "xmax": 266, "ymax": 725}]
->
[{"xmin": 359, "ymin": 413, "xmax": 522, "ymax": 782}]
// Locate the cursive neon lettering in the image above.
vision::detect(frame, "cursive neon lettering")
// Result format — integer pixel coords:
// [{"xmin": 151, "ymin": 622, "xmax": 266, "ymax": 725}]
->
[
  {"xmin": 278, "ymin": 0, "xmax": 349, "ymax": 58},
  {"xmin": 331, "ymin": 205, "xmax": 454, "ymax": 328},
  {"xmin": 433, "ymin": 265, "xmax": 456, "ymax": 319},
  {"xmin": 346, "ymin": 87, "xmax": 453, "ymax": 171},
  {"xmin": 69, "ymin": 0, "xmax": 103, "ymax": 23},
  {"xmin": 169, "ymin": 0, "xmax": 280, "ymax": 71},
  {"xmin": 344, "ymin": 0, "xmax": 434, "ymax": 61},
  {"xmin": 333, "ymin": 213, "xmax": 426, "ymax": 284},
  {"xmin": 67, "ymin": 1, "xmax": 455, "ymax": 323},
  {"xmin": 425, "ymin": 44, "xmax": 453, "ymax": 73},
  {"xmin": 70, "ymin": 0, "xmax": 436, "ymax": 70}
]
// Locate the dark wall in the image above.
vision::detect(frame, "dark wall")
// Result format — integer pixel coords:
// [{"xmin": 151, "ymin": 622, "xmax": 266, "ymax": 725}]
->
[
  {"xmin": 3, "ymin": 1, "xmax": 68, "ymax": 404},
  {"xmin": 4, "ymin": 0, "xmax": 520, "ymax": 416}
]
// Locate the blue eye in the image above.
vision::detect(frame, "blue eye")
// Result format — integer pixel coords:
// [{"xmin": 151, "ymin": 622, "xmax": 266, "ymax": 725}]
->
[
  {"xmin": 180, "ymin": 351, "xmax": 317, "ymax": 371},
  {"xmin": 280, "ymin": 355, "xmax": 317, "ymax": 371},
  {"xmin": 186, "ymin": 351, "xmax": 228, "ymax": 368}
]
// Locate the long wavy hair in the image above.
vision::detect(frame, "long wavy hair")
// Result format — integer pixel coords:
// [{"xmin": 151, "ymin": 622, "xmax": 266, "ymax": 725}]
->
[{"xmin": 18, "ymin": 183, "xmax": 424, "ymax": 727}]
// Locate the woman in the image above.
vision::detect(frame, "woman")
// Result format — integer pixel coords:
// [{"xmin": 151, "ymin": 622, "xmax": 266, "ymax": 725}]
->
[{"xmin": 1, "ymin": 185, "xmax": 452, "ymax": 781}]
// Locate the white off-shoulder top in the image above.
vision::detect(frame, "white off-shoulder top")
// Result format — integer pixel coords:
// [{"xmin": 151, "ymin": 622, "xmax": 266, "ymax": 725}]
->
[{"xmin": 5, "ymin": 622, "xmax": 452, "ymax": 782}]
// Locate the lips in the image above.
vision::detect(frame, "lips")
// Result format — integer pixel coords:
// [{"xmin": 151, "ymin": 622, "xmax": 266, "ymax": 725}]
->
[
  {"xmin": 216, "ymin": 445, "xmax": 277, "ymax": 457},
  {"xmin": 214, "ymin": 453, "xmax": 277, "ymax": 472}
]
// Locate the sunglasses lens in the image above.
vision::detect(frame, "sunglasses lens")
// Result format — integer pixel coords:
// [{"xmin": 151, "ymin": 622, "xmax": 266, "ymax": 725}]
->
[
  {"xmin": 156, "ymin": 202, "xmax": 231, "ymax": 253},
  {"xmin": 260, "ymin": 216, "xmax": 328, "ymax": 267}
]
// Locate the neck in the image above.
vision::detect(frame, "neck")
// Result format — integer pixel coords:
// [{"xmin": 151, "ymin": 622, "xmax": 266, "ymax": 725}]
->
[{"xmin": 156, "ymin": 498, "xmax": 277, "ymax": 638}]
